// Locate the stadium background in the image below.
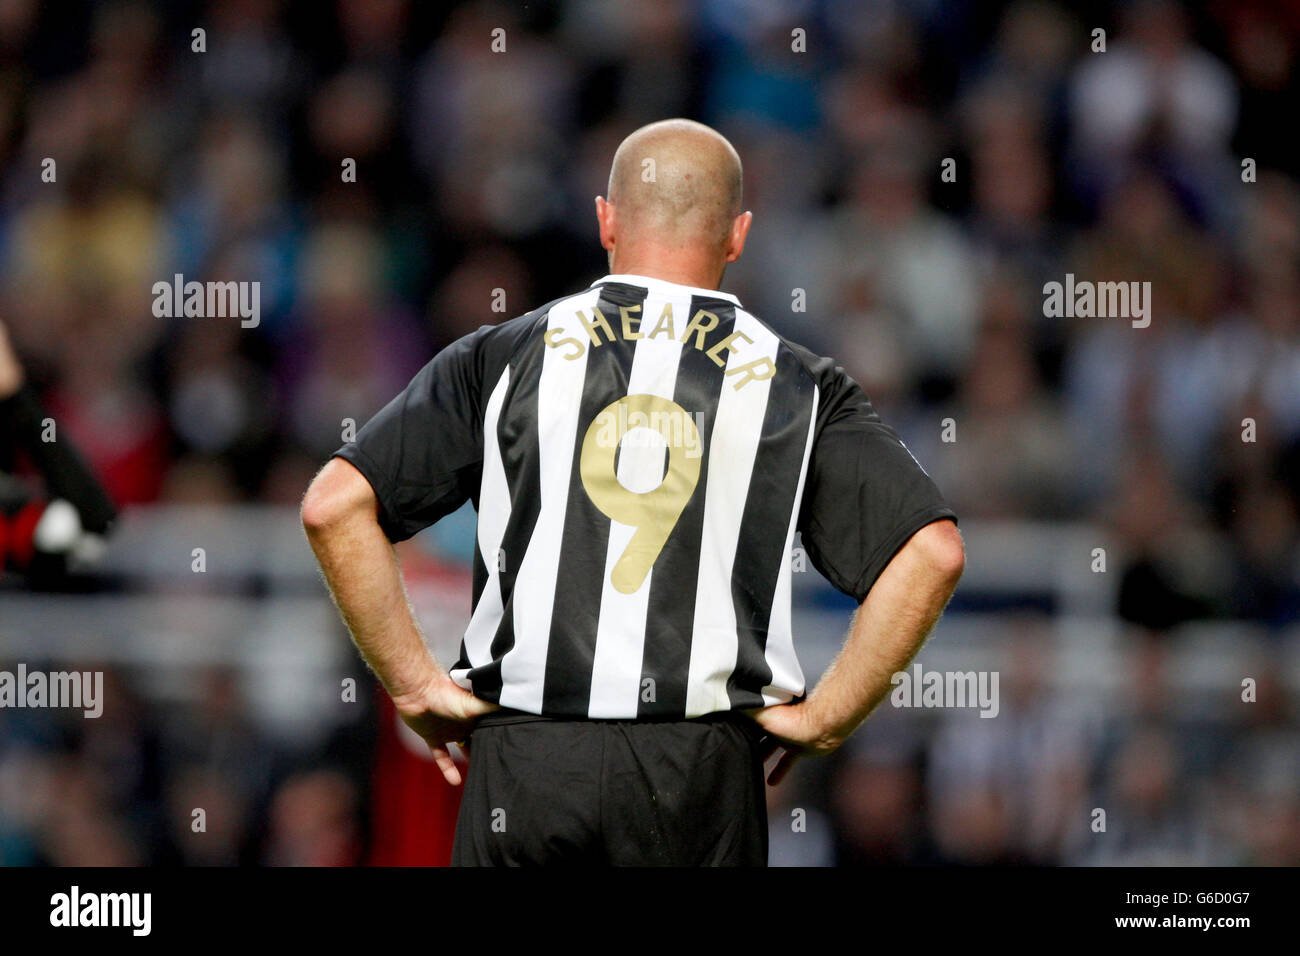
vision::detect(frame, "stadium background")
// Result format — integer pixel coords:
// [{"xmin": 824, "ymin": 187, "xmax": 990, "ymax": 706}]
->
[{"xmin": 0, "ymin": 0, "xmax": 1297, "ymax": 865}]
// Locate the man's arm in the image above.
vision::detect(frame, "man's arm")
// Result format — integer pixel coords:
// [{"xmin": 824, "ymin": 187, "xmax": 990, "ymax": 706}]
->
[
  {"xmin": 301, "ymin": 457, "xmax": 496, "ymax": 786},
  {"xmin": 747, "ymin": 518, "xmax": 964, "ymax": 784}
]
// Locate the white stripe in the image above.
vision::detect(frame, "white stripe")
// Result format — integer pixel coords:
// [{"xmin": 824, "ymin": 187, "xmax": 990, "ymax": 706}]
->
[
  {"xmin": 497, "ymin": 290, "xmax": 599, "ymax": 714},
  {"xmin": 760, "ymin": 383, "xmax": 818, "ymax": 704},
  {"xmin": 451, "ymin": 364, "xmax": 512, "ymax": 687},
  {"xmin": 684, "ymin": 309, "xmax": 779, "ymax": 717},
  {"xmin": 587, "ymin": 290, "xmax": 685, "ymax": 718},
  {"xmin": 591, "ymin": 273, "xmax": 741, "ymax": 306}
]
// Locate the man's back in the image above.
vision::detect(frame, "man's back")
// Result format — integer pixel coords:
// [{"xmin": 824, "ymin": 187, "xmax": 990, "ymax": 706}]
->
[
  {"xmin": 305, "ymin": 118, "xmax": 962, "ymax": 866},
  {"xmin": 336, "ymin": 272, "xmax": 954, "ymax": 721},
  {"xmin": 460, "ymin": 272, "xmax": 815, "ymax": 720}
]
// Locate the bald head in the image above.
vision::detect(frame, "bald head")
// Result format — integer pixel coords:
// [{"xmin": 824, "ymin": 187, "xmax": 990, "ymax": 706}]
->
[{"xmin": 606, "ymin": 119, "xmax": 743, "ymax": 249}]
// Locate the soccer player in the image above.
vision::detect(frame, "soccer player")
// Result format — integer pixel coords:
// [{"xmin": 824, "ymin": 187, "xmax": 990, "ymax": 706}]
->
[
  {"xmin": 302, "ymin": 118, "xmax": 964, "ymax": 866},
  {"xmin": 0, "ymin": 319, "xmax": 117, "ymax": 580}
]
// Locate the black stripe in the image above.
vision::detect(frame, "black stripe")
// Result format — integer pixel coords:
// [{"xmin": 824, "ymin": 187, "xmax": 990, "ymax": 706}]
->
[
  {"xmin": 540, "ymin": 285, "xmax": 649, "ymax": 714},
  {"xmin": 454, "ymin": 544, "xmax": 490, "ymax": 678},
  {"xmin": 725, "ymin": 342, "xmax": 817, "ymax": 709},
  {"xmin": 638, "ymin": 296, "xmax": 737, "ymax": 717}
]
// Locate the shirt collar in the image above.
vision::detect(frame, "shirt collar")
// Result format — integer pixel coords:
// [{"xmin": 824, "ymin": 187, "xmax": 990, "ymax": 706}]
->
[{"xmin": 590, "ymin": 273, "xmax": 742, "ymax": 307}]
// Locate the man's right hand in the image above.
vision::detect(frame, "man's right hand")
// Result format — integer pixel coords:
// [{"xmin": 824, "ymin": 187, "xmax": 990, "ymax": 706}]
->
[{"xmin": 390, "ymin": 672, "xmax": 500, "ymax": 786}]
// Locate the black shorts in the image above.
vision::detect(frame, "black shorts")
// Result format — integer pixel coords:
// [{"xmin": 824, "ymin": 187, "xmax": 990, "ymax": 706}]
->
[{"xmin": 450, "ymin": 707, "xmax": 769, "ymax": 866}]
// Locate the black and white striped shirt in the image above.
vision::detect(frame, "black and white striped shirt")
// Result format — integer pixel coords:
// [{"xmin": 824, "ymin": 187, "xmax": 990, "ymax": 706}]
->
[{"xmin": 335, "ymin": 274, "xmax": 956, "ymax": 719}]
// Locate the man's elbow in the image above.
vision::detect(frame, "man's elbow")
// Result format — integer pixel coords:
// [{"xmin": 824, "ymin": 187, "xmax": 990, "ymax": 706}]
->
[
  {"xmin": 916, "ymin": 519, "xmax": 965, "ymax": 585},
  {"xmin": 301, "ymin": 460, "xmax": 373, "ymax": 539},
  {"xmin": 300, "ymin": 481, "xmax": 341, "ymax": 539},
  {"xmin": 300, "ymin": 488, "xmax": 331, "ymax": 538}
]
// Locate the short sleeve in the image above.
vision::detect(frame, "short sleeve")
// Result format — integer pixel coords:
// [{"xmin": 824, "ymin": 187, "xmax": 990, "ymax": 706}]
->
[
  {"xmin": 333, "ymin": 325, "xmax": 493, "ymax": 543},
  {"xmin": 797, "ymin": 359, "xmax": 957, "ymax": 603}
]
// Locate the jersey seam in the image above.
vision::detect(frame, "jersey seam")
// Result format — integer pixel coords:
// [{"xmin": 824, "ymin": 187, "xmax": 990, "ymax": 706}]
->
[{"xmin": 851, "ymin": 503, "xmax": 959, "ymax": 601}]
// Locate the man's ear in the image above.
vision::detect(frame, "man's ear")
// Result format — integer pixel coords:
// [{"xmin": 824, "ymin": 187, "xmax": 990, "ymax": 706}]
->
[
  {"xmin": 724, "ymin": 210, "xmax": 753, "ymax": 264},
  {"xmin": 595, "ymin": 196, "xmax": 616, "ymax": 252}
]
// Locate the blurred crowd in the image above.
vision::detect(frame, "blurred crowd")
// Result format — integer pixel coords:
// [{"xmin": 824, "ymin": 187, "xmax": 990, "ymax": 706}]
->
[
  {"xmin": 0, "ymin": 0, "xmax": 1297, "ymax": 865},
  {"xmin": 772, "ymin": 623, "xmax": 1300, "ymax": 866}
]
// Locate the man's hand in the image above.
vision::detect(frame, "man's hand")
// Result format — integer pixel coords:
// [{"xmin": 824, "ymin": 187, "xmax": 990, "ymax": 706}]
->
[
  {"xmin": 391, "ymin": 672, "xmax": 500, "ymax": 786},
  {"xmin": 0, "ymin": 320, "xmax": 25, "ymax": 399},
  {"xmin": 303, "ymin": 458, "xmax": 502, "ymax": 787},
  {"xmin": 744, "ymin": 700, "xmax": 840, "ymax": 786},
  {"xmin": 744, "ymin": 519, "xmax": 965, "ymax": 787}
]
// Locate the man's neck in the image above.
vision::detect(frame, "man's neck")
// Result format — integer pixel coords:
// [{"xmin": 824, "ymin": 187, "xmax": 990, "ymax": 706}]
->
[{"xmin": 607, "ymin": 257, "xmax": 723, "ymax": 291}]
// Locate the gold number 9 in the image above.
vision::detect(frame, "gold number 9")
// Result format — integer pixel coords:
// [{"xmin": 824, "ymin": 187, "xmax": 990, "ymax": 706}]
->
[{"xmin": 580, "ymin": 394, "xmax": 701, "ymax": 594}]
